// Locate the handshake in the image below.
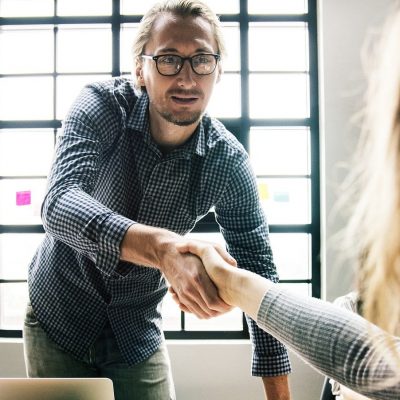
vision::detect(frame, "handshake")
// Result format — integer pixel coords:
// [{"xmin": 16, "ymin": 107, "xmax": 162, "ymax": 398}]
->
[{"xmin": 120, "ymin": 224, "xmax": 273, "ymax": 321}]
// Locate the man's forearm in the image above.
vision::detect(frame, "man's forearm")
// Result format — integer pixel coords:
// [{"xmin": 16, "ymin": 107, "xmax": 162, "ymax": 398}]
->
[
  {"xmin": 120, "ymin": 223, "xmax": 179, "ymax": 268},
  {"xmin": 262, "ymin": 375, "xmax": 291, "ymax": 400}
]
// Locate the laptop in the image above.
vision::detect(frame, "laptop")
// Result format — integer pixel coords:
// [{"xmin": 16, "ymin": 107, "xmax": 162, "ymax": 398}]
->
[{"xmin": 0, "ymin": 378, "xmax": 115, "ymax": 400}]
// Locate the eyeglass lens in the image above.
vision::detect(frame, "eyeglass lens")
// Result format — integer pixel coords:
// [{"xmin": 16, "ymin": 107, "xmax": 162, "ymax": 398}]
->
[{"xmin": 157, "ymin": 54, "xmax": 217, "ymax": 76}]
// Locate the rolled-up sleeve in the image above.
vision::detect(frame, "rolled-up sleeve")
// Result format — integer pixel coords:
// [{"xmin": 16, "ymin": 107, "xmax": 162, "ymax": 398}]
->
[
  {"xmin": 42, "ymin": 84, "xmax": 134, "ymax": 276},
  {"xmin": 215, "ymin": 155, "xmax": 291, "ymax": 376}
]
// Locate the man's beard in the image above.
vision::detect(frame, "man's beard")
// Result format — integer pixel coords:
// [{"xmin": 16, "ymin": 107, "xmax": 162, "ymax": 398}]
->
[
  {"xmin": 157, "ymin": 88, "xmax": 204, "ymax": 126},
  {"xmin": 158, "ymin": 109, "xmax": 203, "ymax": 126}
]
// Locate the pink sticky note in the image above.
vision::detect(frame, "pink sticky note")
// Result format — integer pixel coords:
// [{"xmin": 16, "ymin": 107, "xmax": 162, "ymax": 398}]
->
[{"xmin": 16, "ymin": 191, "xmax": 31, "ymax": 206}]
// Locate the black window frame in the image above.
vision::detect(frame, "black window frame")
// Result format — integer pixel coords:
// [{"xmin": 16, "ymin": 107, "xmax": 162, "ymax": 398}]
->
[{"xmin": 0, "ymin": 0, "xmax": 320, "ymax": 340}]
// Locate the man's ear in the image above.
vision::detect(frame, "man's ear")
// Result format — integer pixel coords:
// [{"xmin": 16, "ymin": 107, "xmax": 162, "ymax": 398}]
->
[{"xmin": 135, "ymin": 63, "xmax": 145, "ymax": 86}]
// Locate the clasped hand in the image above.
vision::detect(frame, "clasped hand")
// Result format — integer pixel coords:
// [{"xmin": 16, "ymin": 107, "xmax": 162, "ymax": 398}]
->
[{"xmin": 164, "ymin": 239, "xmax": 236, "ymax": 319}]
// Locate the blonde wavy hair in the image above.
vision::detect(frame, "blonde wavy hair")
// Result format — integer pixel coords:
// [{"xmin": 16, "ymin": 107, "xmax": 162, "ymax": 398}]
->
[
  {"xmin": 346, "ymin": 7, "xmax": 400, "ymax": 341},
  {"xmin": 131, "ymin": 0, "xmax": 226, "ymax": 90}
]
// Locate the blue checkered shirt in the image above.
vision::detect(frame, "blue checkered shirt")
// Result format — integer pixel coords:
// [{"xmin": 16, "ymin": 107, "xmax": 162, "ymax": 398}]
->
[{"xmin": 28, "ymin": 77, "xmax": 291, "ymax": 376}]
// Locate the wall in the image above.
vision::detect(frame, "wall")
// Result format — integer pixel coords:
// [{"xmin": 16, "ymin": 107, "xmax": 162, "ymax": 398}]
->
[
  {"xmin": 320, "ymin": 0, "xmax": 397, "ymax": 301},
  {"xmin": 0, "ymin": 1, "xmax": 396, "ymax": 399}
]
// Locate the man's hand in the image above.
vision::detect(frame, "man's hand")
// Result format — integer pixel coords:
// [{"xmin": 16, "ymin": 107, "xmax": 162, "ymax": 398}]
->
[
  {"xmin": 120, "ymin": 224, "xmax": 235, "ymax": 319},
  {"xmin": 162, "ymin": 247, "xmax": 232, "ymax": 318}
]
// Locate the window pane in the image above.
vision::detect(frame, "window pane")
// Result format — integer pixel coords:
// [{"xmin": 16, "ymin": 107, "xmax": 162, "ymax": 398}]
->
[
  {"xmin": 0, "ymin": 234, "xmax": 44, "ymax": 280},
  {"xmin": 249, "ymin": 73, "xmax": 309, "ymax": 119},
  {"xmin": 0, "ymin": 179, "xmax": 47, "ymax": 225},
  {"xmin": 207, "ymin": 73, "xmax": 241, "ymax": 118},
  {"xmin": 121, "ymin": 0, "xmax": 159, "ymax": 15},
  {"xmin": 0, "ymin": 282, "xmax": 28, "ymax": 330},
  {"xmin": 120, "ymin": 24, "xmax": 138, "ymax": 74},
  {"xmin": 57, "ymin": 0, "xmax": 111, "ymax": 16},
  {"xmin": 202, "ymin": 0, "xmax": 239, "ymax": 14},
  {"xmin": 222, "ymin": 24, "xmax": 240, "ymax": 72},
  {"xmin": 121, "ymin": 0, "xmax": 239, "ymax": 15},
  {"xmin": 187, "ymin": 232, "xmax": 225, "ymax": 245},
  {"xmin": 57, "ymin": 75, "xmax": 111, "ymax": 120},
  {"xmin": 257, "ymin": 178, "xmax": 310, "ymax": 224},
  {"xmin": 248, "ymin": 0, "xmax": 307, "ymax": 14},
  {"xmin": 57, "ymin": 25, "xmax": 112, "ymax": 73},
  {"xmin": 249, "ymin": 23, "xmax": 308, "ymax": 72},
  {"xmin": 162, "ymin": 291, "xmax": 181, "ymax": 331},
  {"xmin": 0, "ymin": 77, "xmax": 53, "ymax": 120},
  {"xmin": 249, "ymin": 127, "xmax": 310, "ymax": 175},
  {"xmin": 0, "ymin": 0, "xmax": 54, "ymax": 17},
  {"xmin": 279, "ymin": 283, "xmax": 310, "ymax": 297},
  {"xmin": 0, "ymin": 130, "xmax": 54, "ymax": 176},
  {"xmin": 270, "ymin": 233, "xmax": 310, "ymax": 279},
  {"xmin": 185, "ymin": 307, "xmax": 243, "ymax": 331},
  {"xmin": 0, "ymin": 26, "xmax": 54, "ymax": 74}
]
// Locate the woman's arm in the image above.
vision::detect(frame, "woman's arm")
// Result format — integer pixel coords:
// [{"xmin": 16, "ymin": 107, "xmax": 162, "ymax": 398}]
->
[{"xmin": 178, "ymin": 240, "xmax": 400, "ymax": 400}]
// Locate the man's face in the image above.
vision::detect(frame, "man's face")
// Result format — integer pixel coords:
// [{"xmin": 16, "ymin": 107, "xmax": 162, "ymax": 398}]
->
[{"xmin": 136, "ymin": 13, "xmax": 221, "ymax": 127}]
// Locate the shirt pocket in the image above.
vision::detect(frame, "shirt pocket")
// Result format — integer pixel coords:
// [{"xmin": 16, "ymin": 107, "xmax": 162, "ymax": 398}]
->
[{"xmin": 24, "ymin": 303, "xmax": 40, "ymax": 327}]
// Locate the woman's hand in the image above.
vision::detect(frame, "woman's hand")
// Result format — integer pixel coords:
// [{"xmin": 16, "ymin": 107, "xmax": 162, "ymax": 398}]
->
[
  {"xmin": 172, "ymin": 240, "xmax": 237, "ymax": 307},
  {"xmin": 176, "ymin": 239, "xmax": 273, "ymax": 320}
]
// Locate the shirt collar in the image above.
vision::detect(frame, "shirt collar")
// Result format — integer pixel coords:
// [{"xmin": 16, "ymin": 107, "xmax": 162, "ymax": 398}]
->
[{"xmin": 127, "ymin": 92, "xmax": 207, "ymax": 158}]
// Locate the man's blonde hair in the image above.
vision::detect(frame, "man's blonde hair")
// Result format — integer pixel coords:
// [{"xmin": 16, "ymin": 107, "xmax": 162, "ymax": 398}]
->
[{"xmin": 131, "ymin": 0, "xmax": 226, "ymax": 90}]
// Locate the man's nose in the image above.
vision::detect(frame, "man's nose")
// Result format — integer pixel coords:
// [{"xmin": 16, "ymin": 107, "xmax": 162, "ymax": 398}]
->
[{"xmin": 177, "ymin": 60, "xmax": 197, "ymax": 87}]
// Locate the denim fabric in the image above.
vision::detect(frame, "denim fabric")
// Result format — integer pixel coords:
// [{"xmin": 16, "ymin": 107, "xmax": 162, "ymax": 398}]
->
[{"xmin": 23, "ymin": 303, "xmax": 175, "ymax": 400}]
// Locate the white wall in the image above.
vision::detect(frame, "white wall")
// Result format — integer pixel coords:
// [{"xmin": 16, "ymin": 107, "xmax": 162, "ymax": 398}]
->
[
  {"xmin": 0, "ymin": 1, "xmax": 397, "ymax": 399},
  {"xmin": 320, "ymin": 0, "xmax": 397, "ymax": 301}
]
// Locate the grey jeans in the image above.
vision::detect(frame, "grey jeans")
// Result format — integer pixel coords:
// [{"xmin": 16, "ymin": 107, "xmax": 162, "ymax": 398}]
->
[{"xmin": 23, "ymin": 303, "xmax": 176, "ymax": 400}]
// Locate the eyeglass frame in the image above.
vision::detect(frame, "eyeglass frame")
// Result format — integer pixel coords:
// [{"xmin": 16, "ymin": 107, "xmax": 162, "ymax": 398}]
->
[{"xmin": 141, "ymin": 53, "xmax": 221, "ymax": 76}]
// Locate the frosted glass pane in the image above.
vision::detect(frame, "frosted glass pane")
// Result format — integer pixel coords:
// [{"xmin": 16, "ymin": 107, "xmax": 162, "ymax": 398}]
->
[
  {"xmin": 0, "ymin": 130, "xmax": 54, "ymax": 176},
  {"xmin": 249, "ymin": 73, "xmax": 309, "ymax": 119},
  {"xmin": 249, "ymin": 127, "xmax": 309, "ymax": 175},
  {"xmin": 0, "ymin": 0, "xmax": 53, "ymax": 17},
  {"xmin": 185, "ymin": 307, "xmax": 243, "ymax": 331},
  {"xmin": 269, "ymin": 233, "xmax": 310, "ymax": 279},
  {"xmin": 207, "ymin": 73, "xmax": 240, "ymax": 118},
  {"xmin": 57, "ymin": 0, "xmax": 111, "ymax": 16},
  {"xmin": 0, "ymin": 77, "xmax": 53, "ymax": 120},
  {"xmin": 257, "ymin": 178, "xmax": 310, "ymax": 224},
  {"xmin": 0, "ymin": 179, "xmax": 47, "ymax": 225},
  {"xmin": 279, "ymin": 283, "xmax": 310, "ymax": 297},
  {"xmin": 0, "ymin": 26, "xmax": 54, "ymax": 74},
  {"xmin": 202, "ymin": 0, "xmax": 239, "ymax": 14},
  {"xmin": 0, "ymin": 234, "xmax": 44, "ymax": 280},
  {"xmin": 57, "ymin": 26, "xmax": 112, "ymax": 73},
  {"xmin": 248, "ymin": 0, "xmax": 307, "ymax": 14},
  {"xmin": 57, "ymin": 75, "xmax": 110, "ymax": 120},
  {"xmin": 0, "ymin": 283, "xmax": 28, "ymax": 330},
  {"xmin": 120, "ymin": 24, "xmax": 138, "ymax": 73},
  {"xmin": 249, "ymin": 23, "xmax": 308, "ymax": 71},
  {"xmin": 121, "ymin": 0, "xmax": 239, "ymax": 15},
  {"xmin": 221, "ymin": 24, "xmax": 240, "ymax": 72},
  {"xmin": 162, "ymin": 291, "xmax": 181, "ymax": 331},
  {"xmin": 186, "ymin": 232, "xmax": 225, "ymax": 245},
  {"xmin": 121, "ymin": 0, "xmax": 159, "ymax": 15}
]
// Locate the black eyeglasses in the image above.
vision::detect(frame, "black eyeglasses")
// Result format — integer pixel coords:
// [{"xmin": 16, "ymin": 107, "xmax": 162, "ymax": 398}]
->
[{"xmin": 141, "ymin": 53, "xmax": 220, "ymax": 76}]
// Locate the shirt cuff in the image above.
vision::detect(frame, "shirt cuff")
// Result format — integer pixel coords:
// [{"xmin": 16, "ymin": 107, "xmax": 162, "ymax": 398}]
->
[
  {"xmin": 252, "ymin": 349, "xmax": 292, "ymax": 377},
  {"xmin": 96, "ymin": 213, "xmax": 135, "ymax": 276}
]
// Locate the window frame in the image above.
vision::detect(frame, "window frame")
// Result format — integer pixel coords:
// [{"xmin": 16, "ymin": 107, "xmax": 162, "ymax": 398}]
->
[{"xmin": 0, "ymin": 0, "xmax": 320, "ymax": 340}]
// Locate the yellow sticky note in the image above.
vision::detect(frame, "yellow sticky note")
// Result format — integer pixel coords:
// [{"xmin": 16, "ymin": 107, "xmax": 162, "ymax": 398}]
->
[{"xmin": 258, "ymin": 182, "xmax": 269, "ymax": 200}]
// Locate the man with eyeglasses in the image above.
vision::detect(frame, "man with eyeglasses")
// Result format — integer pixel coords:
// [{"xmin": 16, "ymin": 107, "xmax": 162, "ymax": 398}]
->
[{"xmin": 24, "ymin": 1, "xmax": 291, "ymax": 400}]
